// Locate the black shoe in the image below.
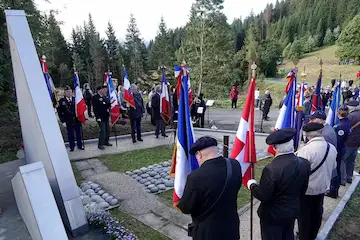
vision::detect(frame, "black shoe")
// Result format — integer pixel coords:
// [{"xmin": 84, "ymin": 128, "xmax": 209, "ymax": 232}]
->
[
  {"xmin": 70, "ymin": 148, "xmax": 74, "ymax": 152},
  {"xmin": 156, "ymin": 135, "xmax": 159, "ymax": 139},
  {"xmin": 78, "ymin": 147, "xmax": 85, "ymax": 150},
  {"xmin": 325, "ymin": 191, "xmax": 338, "ymax": 199},
  {"xmin": 162, "ymin": 134, "xmax": 168, "ymax": 138},
  {"xmin": 137, "ymin": 138, "xmax": 143, "ymax": 142},
  {"xmin": 340, "ymin": 183, "xmax": 346, "ymax": 186},
  {"xmin": 104, "ymin": 143, "xmax": 113, "ymax": 146},
  {"xmin": 132, "ymin": 139, "xmax": 136, "ymax": 143},
  {"xmin": 347, "ymin": 179, "xmax": 353, "ymax": 184},
  {"xmin": 98, "ymin": 146, "xmax": 105, "ymax": 150}
]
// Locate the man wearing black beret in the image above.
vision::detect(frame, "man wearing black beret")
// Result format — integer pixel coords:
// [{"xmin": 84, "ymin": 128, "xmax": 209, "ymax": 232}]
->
[
  {"xmin": 177, "ymin": 136, "xmax": 242, "ymax": 240},
  {"xmin": 309, "ymin": 110, "xmax": 337, "ymax": 148},
  {"xmin": 57, "ymin": 85, "xmax": 84, "ymax": 152},
  {"xmin": 296, "ymin": 122, "xmax": 337, "ymax": 240},
  {"xmin": 247, "ymin": 128, "xmax": 310, "ymax": 240},
  {"xmin": 341, "ymin": 100, "xmax": 360, "ymax": 184}
]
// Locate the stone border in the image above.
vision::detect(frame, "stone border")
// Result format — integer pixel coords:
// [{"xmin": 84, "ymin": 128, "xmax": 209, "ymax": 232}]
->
[
  {"xmin": 316, "ymin": 176, "xmax": 360, "ymax": 240},
  {"xmin": 65, "ymin": 128, "xmax": 270, "ymax": 146}
]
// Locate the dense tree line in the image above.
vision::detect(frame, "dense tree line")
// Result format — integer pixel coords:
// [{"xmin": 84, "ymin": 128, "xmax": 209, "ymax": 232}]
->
[{"xmin": 1, "ymin": 0, "xmax": 360, "ymax": 104}]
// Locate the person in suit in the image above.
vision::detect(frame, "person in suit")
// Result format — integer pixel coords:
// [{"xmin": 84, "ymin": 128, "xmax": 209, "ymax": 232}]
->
[
  {"xmin": 83, "ymin": 83, "xmax": 93, "ymax": 117},
  {"xmin": 151, "ymin": 85, "xmax": 168, "ymax": 138},
  {"xmin": 129, "ymin": 84, "xmax": 145, "ymax": 143},
  {"xmin": 58, "ymin": 85, "xmax": 84, "ymax": 152},
  {"xmin": 177, "ymin": 136, "xmax": 242, "ymax": 240},
  {"xmin": 326, "ymin": 106, "xmax": 351, "ymax": 198},
  {"xmin": 196, "ymin": 93, "xmax": 207, "ymax": 128},
  {"xmin": 92, "ymin": 85, "xmax": 112, "ymax": 150},
  {"xmin": 247, "ymin": 128, "xmax": 310, "ymax": 240},
  {"xmin": 262, "ymin": 90, "xmax": 273, "ymax": 121}
]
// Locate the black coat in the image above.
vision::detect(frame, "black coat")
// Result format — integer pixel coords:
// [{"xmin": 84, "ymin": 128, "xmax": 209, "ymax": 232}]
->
[
  {"xmin": 262, "ymin": 94, "xmax": 272, "ymax": 113},
  {"xmin": 57, "ymin": 97, "xmax": 80, "ymax": 125},
  {"xmin": 250, "ymin": 153, "xmax": 310, "ymax": 222},
  {"xmin": 129, "ymin": 92, "xmax": 145, "ymax": 119},
  {"xmin": 151, "ymin": 92, "xmax": 161, "ymax": 120},
  {"xmin": 178, "ymin": 157, "xmax": 242, "ymax": 240},
  {"xmin": 92, "ymin": 93, "xmax": 110, "ymax": 121}
]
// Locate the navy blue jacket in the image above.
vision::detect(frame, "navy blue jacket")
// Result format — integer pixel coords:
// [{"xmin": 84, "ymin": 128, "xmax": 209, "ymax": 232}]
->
[
  {"xmin": 129, "ymin": 92, "xmax": 145, "ymax": 119},
  {"xmin": 57, "ymin": 97, "xmax": 80, "ymax": 125},
  {"xmin": 334, "ymin": 118, "xmax": 351, "ymax": 159}
]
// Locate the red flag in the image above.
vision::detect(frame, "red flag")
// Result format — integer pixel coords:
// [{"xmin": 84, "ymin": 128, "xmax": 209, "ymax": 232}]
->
[{"xmin": 230, "ymin": 76, "xmax": 257, "ymax": 188}]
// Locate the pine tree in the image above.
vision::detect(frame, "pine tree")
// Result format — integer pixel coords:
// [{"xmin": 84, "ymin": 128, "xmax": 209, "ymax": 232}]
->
[
  {"xmin": 105, "ymin": 22, "xmax": 121, "ymax": 78},
  {"xmin": 316, "ymin": 18, "xmax": 325, "ymax": 46},
  {"xmin": 288, "ymin": 39, "xmax": 303, "ymax": 60},
  {"xmin": 333, "ymin": 26, "xmax": 341, "ymax": 40},
  {"xmin": 337, "ymin": 15, "xmax": 360, "ymax": 62},
  {"xmin": 323, "ymin": 28, "xmax": 335, "ymax": 46},
  {"xmin": 304, "ymin": 35, "xmax": 316, "ymax": 53}
]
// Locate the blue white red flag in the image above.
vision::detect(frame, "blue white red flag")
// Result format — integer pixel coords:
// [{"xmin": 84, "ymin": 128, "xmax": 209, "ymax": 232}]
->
[
  {"xmin": 170, "ymin": 66, "xmax": 198, "ymax": 207},
  {"xmin": 268, "ymin": 68, "xmax": 297, "ymax": 155},
  {"xmin": 122, "ymin": 66, "xmax": 135, "ymax": 108},
  {"xmin": 40, "ymin": 55, "xmax": 54, "ymax": 101},
  {"xmin": 230, "ymin": 74, "xmax": 257, "ymax": 188},
  {"xmin": 174, "ymin": 65, "xmax": 193, "ymax": 106},
  {"xmin": 311, "ymin": 72, "xmax": 323, "ymax": 114},
  {"xmin": 297, "ymin": 82, "xmax": 307, "ymax": 107},
  {"xmin": 73, "ymin": 68, "xmax": 87, "ymax": 124},
  {"xmin": 105, "ymin": 71, "xmax": 120, "ymax": 125},
  {"xmin": 160, "ymin": 70, "xmax": 171, "ymax": 123},
  {"xmin": 326, "ymin": 81, "xmax": 342, "ymax": 126}
]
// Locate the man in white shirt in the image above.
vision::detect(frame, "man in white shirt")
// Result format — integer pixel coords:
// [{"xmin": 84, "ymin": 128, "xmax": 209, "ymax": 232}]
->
[
  {"xmin": 255, "ymin": 88, "xmax": 260, "ymax": 108},
  {"xmin": 296, "ymin": 122, "xmax": 337, "ymax": 240}
]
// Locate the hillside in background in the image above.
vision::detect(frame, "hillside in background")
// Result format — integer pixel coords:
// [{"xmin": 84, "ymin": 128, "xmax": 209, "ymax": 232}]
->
[{"xmin": 280, "ymin": 45, "xmax": 359, "ymax": 84}]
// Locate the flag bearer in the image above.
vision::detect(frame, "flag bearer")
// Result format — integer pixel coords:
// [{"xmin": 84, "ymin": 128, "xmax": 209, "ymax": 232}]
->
[
  {"xmin": 58, "ymin": 85, "xmax": 84, "ymax": 151},
  {"xmin": 248, "ymin": 128, "xmax": 310, "ymax": 240}
]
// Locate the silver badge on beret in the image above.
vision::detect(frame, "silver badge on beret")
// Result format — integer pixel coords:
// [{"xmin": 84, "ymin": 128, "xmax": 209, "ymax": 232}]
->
[
  {"xmin": 338, "ymin": 130, "xmax": 344, "ymax": 136},
  {"xmin": 99, "ymin": 98, "xmax": 103, "ymax": 101}
]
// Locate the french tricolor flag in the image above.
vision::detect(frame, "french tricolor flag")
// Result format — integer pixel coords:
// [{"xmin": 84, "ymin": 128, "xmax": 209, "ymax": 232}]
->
[
  {"xmin": 230, "ymin": 73, "xmax": 257, "ymax": 187},
  {"xmin": 326, "ymin": 81, "xmax": 341, "ymax": 126},
  {"xmin": 73, "ymin": 68, "xmax": 87, "ymax": 124},
  {"xmin": 170, "ymin": 67, "xmax": 198, "ymax": 207},
  {"xmin": 174, "ymin": 65, "xmax": 193, "ymax": 106},
  {"xmin": 105, "ymin": 71, "xmax": 120, "ymax": 125},
  {"xmin": 268, "ymin": 68, "xmax": 297, "ymax": 155},
  {"xmin": 122, "ymin": 66, "xmax": 135, "ymax": 108},
  {"xmin": 160, "ymin": 70, "xmax": 171, "ymax": 123}
]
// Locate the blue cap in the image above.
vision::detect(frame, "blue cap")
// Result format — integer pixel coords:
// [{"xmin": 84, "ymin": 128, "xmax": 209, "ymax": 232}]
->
[{"xmin": 309, "ymin": 110, "xmax": 327, "ymax": 120}]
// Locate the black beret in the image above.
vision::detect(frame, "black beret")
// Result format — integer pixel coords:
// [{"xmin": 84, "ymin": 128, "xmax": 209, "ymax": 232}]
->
[
  {"xmin": 309, "ymin": 110, "xmax": 327, "ymax": 120},
  {"xmin": 97, "ymin": 85, "xmax": 107, "ymax": 91},
  {"xmin": 303, "ymin": 122, "xmax": 324, "ymax": 132},
  {"xmin": 64, "ymin": 85, "xmax": 72, "ymax": 91},
  {"xmin": 189, "ymin": 136, "xmax": 218, "ymax": 155},
  {"xmin": 266, "ymin": 128, "xmax": 296, "ymax": 145},
  {"xmin": 346, "ymin": 100, "xmax": 359, "ymax": 107}
]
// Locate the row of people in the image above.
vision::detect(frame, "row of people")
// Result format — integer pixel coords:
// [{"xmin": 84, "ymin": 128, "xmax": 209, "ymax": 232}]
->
[{"xmin": 178, "ymin": 100, "xmax": 360, "ymax": 240}]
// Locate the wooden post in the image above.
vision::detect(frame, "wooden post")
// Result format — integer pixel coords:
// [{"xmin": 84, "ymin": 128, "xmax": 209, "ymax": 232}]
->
[{"xmin": 223, "ymin": 135, "xmax": 229, "ymax": 158}]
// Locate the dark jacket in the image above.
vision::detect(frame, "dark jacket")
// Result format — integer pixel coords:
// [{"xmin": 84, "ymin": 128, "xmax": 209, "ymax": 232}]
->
[
  {"xmin": 334, "ymin": 118, "xmax": 351, "ymax": 159},
  {"xmin": 57, "ymin": 97, "xmax": 80, "ymax": 125},
  {"xmin": 92, "ymin": 93, "xmax": 110, "ymax": 121},
  {"xmin": 345, "ymin": 109, "xmax": 360, "ymax": 147},
  {"xmin": 250, "ymin": 153, "xmax": 310, "ymax": 222},
  {"xmin": 262, "ymin": 94, "xmax": 273, "ymax": 113},
  {"xmin": 129, "ymin": 92, "xmax": 145, "ymax": 119},
  {"xmin": 151, "ymin": 92, "xmax": 161, "ymax": 120},
  {"xmin": 178, "ymin": 157, "xmax": 242, "ymax": 240},
  {"xmin": 84, "ymin": 89, "xmax": 93, "ymax": 103}
]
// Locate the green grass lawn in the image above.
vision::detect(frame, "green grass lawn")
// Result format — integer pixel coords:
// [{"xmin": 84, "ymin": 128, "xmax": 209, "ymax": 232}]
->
[
  {"xmin": 158, "ymin": 158, "xmax": 272, "ymax": 210},
  {"xmin": 100, "ymin": 145, "xmax": 174, "ymax": 172},
  {"xmin": 328, "ymin": 184, "xmax": 360, "ymax": 240}
]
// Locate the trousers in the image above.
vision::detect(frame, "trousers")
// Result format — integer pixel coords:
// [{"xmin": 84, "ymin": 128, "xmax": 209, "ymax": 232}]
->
[
  {"xmin": 131, "ymin": 118, "xmax": 142, "ymax": 140},
  {"xmin": 98, "ymin": 120, "xmax": 110, "ymax": 147},
  {"xmin": 298, "ymin": 194, "xmax": 324, "ymax": 240},
  {"xmin": 340, "ymin": 147, "xmax": 358, "ymax": 183},
  {"xmin": 231, "ymin": 99, "xmax": 237, "ymax": 108},
  {"xmin": 329, "ymin": 155, "xmax": 342, "ymax": 194},
  {"xmin": 260, "ymin": 219, "xmax": 295, "ymax": 240},
  {"xmin": 67, "ymin": 123, "xmax": 83, "ymax": 150},
  {"xmin": 86, "ymin": 100, "xmax": 92, "ymax": 117},
  {"xmin": 155, "ymin": 118, "xmax": 165, "ymax": 136}
]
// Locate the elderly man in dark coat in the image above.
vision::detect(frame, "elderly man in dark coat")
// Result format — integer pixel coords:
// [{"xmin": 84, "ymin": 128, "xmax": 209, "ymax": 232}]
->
[
  {"xmin": 129, "ymin": 84, "xmax": 145, "ymax": 143},
  {"xmin": 248, "ymin": 128, "xmax": 310, "ymax": 240},
  {"xmin": 178, "ymin": 136, "xmax": 242, "ymax": 240},
  {"xmin": 151, "ymin": 85, "xmax": 168, "ymax": 138},
  {"xmin": 262, "ymin": 89, "xmax": 273, "ymax": 121}
]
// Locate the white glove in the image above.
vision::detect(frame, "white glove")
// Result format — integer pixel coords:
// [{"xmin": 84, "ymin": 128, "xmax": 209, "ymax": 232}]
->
[
  {"xmin": 62, "ymin": 122, "xmax": 66, "ymax": 128},
  {"xmin": 247, "ymin": 179, "xmax": 257, "ymax": 189},
  {"xmin": 96, "ymin": 118, "xmax": 101, "ymax": 122}
]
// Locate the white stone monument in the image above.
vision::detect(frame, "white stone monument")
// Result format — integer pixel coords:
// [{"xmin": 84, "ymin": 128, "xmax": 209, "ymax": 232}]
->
[
  {"xmin": 12, "ymin": 162, "xmax": 68, "ymax": 240},
  {"xmin": 5, "ymin": 10, "xmax": 88, "ymax": 236}
]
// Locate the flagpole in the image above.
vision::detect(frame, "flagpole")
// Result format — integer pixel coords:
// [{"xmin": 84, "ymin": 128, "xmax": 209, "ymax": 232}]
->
[{"xmin": 250, "ymin": 62, "xmax": 257, "ymax": 240}]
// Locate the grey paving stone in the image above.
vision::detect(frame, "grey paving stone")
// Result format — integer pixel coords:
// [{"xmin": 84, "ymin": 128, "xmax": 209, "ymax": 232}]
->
[
  {"xmin": 136, "ymin": 213, "xmax": 169, "ymax": 229},
  {"xmin": 80, "ymin": 169, "xmax": 97, "ymax": 179},
  {"xmin": 93, "ymin": 165, "xmax": 109, "ymax": 174},
  {"xmin": 74, "ymin": 161, "xmax": 92, "ymax": 171},
  {"xmin": 87, "ymin": 158, "xmax": 106, "ymax": 168}
]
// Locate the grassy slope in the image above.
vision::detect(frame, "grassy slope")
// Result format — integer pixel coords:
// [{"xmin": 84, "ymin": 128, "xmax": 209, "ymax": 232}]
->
[{"xmin": 280, "ymin": 45, "xmax": 359, "ymax": 84}]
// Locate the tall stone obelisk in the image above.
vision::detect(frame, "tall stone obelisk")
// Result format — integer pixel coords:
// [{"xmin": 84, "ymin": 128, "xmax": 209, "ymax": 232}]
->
[{"xmin": 5, "ymin": 10, "xmax": 88, "ymax": 237}]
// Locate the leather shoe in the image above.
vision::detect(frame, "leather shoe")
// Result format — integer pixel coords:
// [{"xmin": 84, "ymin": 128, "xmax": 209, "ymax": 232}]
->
[
  {"xmin": 340, "ymin": 183, "xmax": 346, "ymax": 186},
  {"xmin": 137, "ymin": 138, "xmax": 143, "ymax": 142},
  {"xmin": 347, "ymin": 179, "xmax": 353, "ymax": 184},
  {"xmin": 98, "ymin": 146, "xmax": 105, "ymax": 150},
  {"xmin": 325, "ymin": 191, "xmax": 338, "ymax": 199},
  {"xmin": 162, "ymin": 134, "xmax": 168, "ymax": 138},
  {"xmin": 70, "ymin": 148, "xmax": 74, "ymax": 152},
  {"xmin": 105, "ymin": 143, "xmax": 113, "ymax": 146},
  {"xmin": 156, "ymin": 135, "xmax": 159, "ymax": 139},
  {"xmin": 132, "ymin": 139, "xmax": 136, "ymax": 143},
  {"xmin": 78, "ymin": 147, "xmax": 85, "ymax": 150}
]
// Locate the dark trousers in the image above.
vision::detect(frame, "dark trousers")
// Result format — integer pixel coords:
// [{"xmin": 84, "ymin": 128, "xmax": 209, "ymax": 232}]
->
[
  {"xmin": 67, "ymin": 123, "xmax": 83, "ymax": 150},
  {"xmin": 298, "ymin": 194, "xmax": 324, "ymax": 240},
  {"xmin": 261, "ymin": 219, "xmax": 295, "ymax": 240},
  {"xmin": 341, "ymin": 147, "xmax": 359, "ymax": 183},
  {"xmin": 131, "ymin": 118, "xmax": 142, "ymax": 140},
  {"xmin": 198, "ymin": 113, "xmax": 205, "ymax": 128},
  {"xmin": 155, "ymin": 118, "xmax": 165, "ymax": 136},
  {"xmin": 86, "ymin": 100, "xmax": 92, "ymax": 117},
  {"xmin": 255, "ymin": 99, "xmax": 260, "ymax": 108},
  {"xmin": 231, "ymin": 99, "xmax": 237, "ymax": 108},
  {"xmin": 329, "ymin": 156, "xmax": 342, "ymax": 195},
  {"xmin": 98, "ymin": 120, "xmax": 110, "ymax": 147}
]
